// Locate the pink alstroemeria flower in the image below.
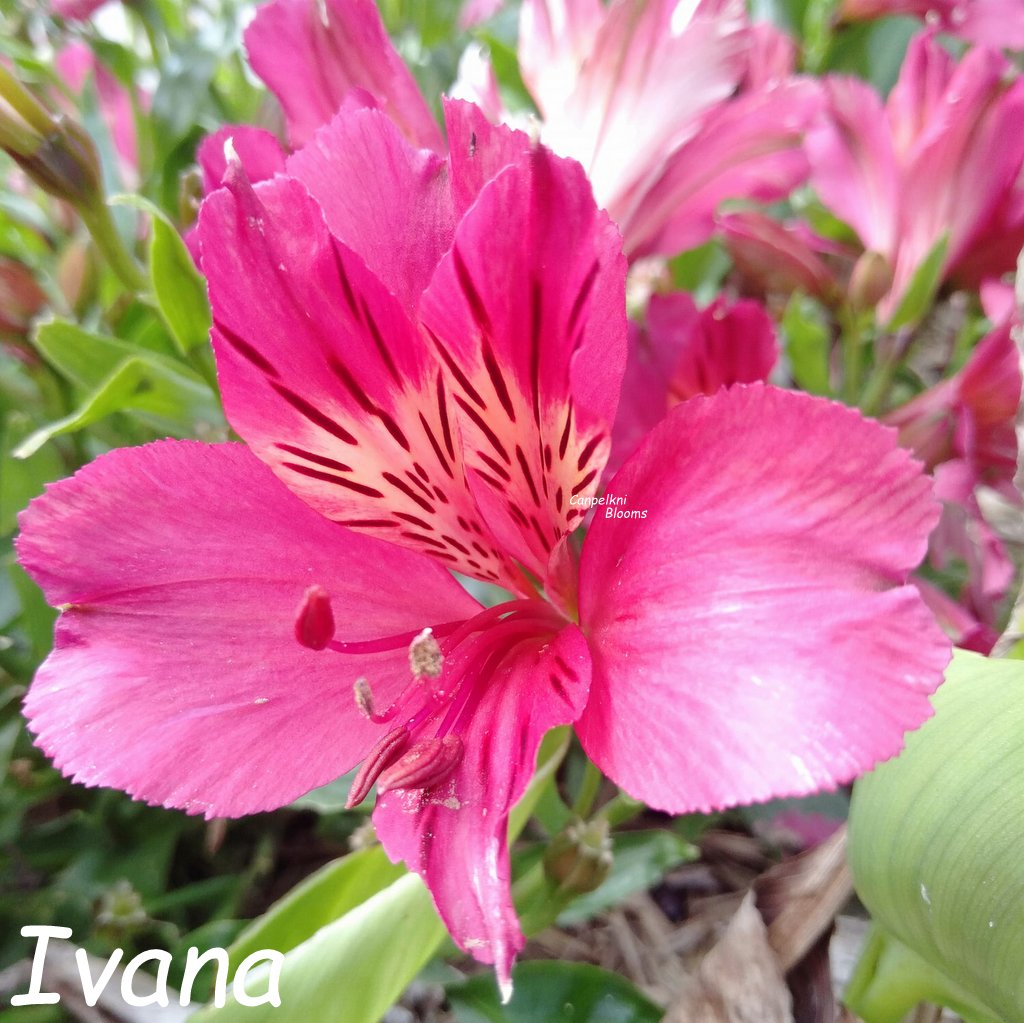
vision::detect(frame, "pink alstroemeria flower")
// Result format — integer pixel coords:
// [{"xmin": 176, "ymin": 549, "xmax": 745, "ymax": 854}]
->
[
  {"xmin": 18, "ymin": 104, "xmax": 950, "ymax": 991},
  {"xmin": 886, "ymin": 313, "xmax": 1021, "ymax": 650},
  {"xmin": 806, "ymin": 31, "xmax": 1024, "ymax": 322},
  {"xmin": 240, "ymin": 0, "xmax": 820, "ymax": 261},
  {"xmin": 838, "ymin": 0, "xmax": 1024, "ymax": 51},
  {"xmin": 458, "ymin": 0, "xmax": 822, "ymax": 259},
  {"xmin": 244, "ymin": 0, "xmax": 444, "ymax": 151}
]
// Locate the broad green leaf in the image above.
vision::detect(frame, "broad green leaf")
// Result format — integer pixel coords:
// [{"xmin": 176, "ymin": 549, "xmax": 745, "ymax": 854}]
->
[
  {"xmin": 848, "ymin": 651, "xmax": 1024, "ymax": 1023},
  {"xmin": 782, "ymin": 294, "xmax": 832, "ymax": 395},
  {"xmin": 558, "ymin": 830, "xmax": 697, "ymax": 925},
  {"xmin": 447, "ymin": 961, "xmax": 662, "ymax": 1023},
  {"xmin": 226, "ymin": 846, "xmax": 406, "ymax": 973},
  {"xmin": 32, "ymin": 319, "xmax": 190, "ymax": 391},
  {"xmin": 111, "ymin": 194, "xmax": 213, "ymax": 356},
  {"xmin": 668, "ymin": 240, "xmax": 731, "ymax": 306},
  {"xmin": 13, "ymin": 356, "xmax": 216, "ymax": 458},
  {"xmin": 149, "ymin": 214, "xmax": 212, "ymax": 356},
  {"xmin": 885, "ymin": 234, "xmax": 948, "ymax": 331},
  {"xmin": 195, "ymin": 872, "xmax": 445, "ymax": 1023}
]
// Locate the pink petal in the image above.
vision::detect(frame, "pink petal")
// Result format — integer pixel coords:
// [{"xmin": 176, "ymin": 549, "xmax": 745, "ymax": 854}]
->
[
  {"xmin": 286, "ymin": 108, "xmax": 456, "ymax": 313},
  {"xmin": 666, "ymin": 295, "xmax": 779, "ymax": 402},
  {"xmin": 373, "ymin": 619, "xmax": 591, "ymax": 990},
  {"xmin": 621, "ymin": 81, "xmax": 821, "ymax": 259},
  {"xmin": 419, "ymin": 147, "xmax": 627, "ymax": 584},
  {"xmin": 577, "ymin": 384, "xmax": 950, "ymax": 813},
  {"xmin": 450, "ymin": 45, "xmax": 508, "ymax": 125},
  {"xmin": 197, "ymin": 125, "xmax": 286, "ymax": 193},
  {"xmin": 609, "ymin": 293, "xmax": 778, "ymax": 476},
  {"xmin": 518, "ymin": 0, "xmax": 605, "ymax": 121},
  {"xmin": 540, "ymin": 0, "xmax": 747, "ymax": 223},
  {"xmin": 741, "ymin": 22, "xmax": 798, "ymax": 91},
  {"xmin": 806, "ymin": 76, "xmax": 900, "ymax": 258},
  {"xmin": 443, "ymin": 99, "xmax": 532, "ymax": 218},
  {"xmin": 719, "ymin": 210, "xmax": 839, "ymax": 301},
  {"xmin": 51, "ymin": 0, "xmax": 109, "ymax": 19},
  {"xmin": 244, "ymin": 0, "xmax": 443, "ymax": 151},
  {"xmin": 16, "ymin": 441, "xmax": 480, "ymax": 818},
  {"xmin": 460, "ymin": 0, "xmax": 505, "ymax": 27},
  {"xmin": 913, "ymin": 578, "xmax": 998, "ymax": 655},
  {"xmin": 197, "ymin": 165, "xmax": 521, "ymax": 590}
]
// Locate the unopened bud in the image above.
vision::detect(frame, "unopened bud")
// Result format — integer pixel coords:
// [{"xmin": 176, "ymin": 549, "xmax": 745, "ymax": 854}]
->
[
  {"xmin": 543, "ymin": 818, "xmax": 613, "ymax": 895},
  {"xmin": 294, "ymin": 585, "xmax": 334, "ymax": 650},
  {"xmin": 96, "ymin": 880, "xmax": 148, "ymax": 932},
  {"xmin": 849, "ymin": 249, "xmax": 894, "ymax": 312},
  {"xmin": 409, "ymin": 627, "xmax": 443, "ymax": 679},
  {"xmin": 11, "ymin": 116, "xmax": 103, "ymax": 209},
  {"xmin": 0, "ymin": 257, "xmax": 46, "ymax": 335},
  {"xmin": 178, "ymin": 167, "xmax": 204, "ymax": 229},
  {"xmin": 56, "ymin": 239, "xmax": 97, "ymax": 314},
  {"xmin": 376, "ymin": 734, "xmax": 464, "ymax": 795}
]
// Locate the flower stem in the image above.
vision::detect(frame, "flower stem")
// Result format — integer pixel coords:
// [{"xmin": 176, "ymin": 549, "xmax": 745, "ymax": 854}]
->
[
  {"xmin": 78, "ymin": 198, "xmax": 147, "ymax": 294},
  {"xmin": 0, "ymin": 63, "xmax": 54, "ymax": 137},
  {"xmin": 570, "ymin": 758, "xmax": 603, "ymax": 819}
]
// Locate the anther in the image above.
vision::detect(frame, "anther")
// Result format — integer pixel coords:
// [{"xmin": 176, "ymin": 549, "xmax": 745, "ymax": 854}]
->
[
  {"xmin": 294, "ymin": 585, "xmax": 334, "ymax": 650},
  {"xmin": 354, "ymin": 677, "xmax": 375, "ymax": 719},
  {"xmin": 346, "ymin": 728, "xmax": 411, "ymax": 809},
  {"xmin": 376, "ymin": 734, "xmax": 464, "ymax": 795},
  {"xmin": 409, "ymin": 627, "xmax": 443, "ymax": 679}
]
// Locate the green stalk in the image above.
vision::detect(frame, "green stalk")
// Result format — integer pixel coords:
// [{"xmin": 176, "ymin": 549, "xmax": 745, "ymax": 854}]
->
[
  {"xmin": 78, "ymin": 198, "xmax": 147, "ymax": 294},
  {"xmin": 0, "ymin": 63, "xmax": 54, "ymax": 137},
  {"xmin": 570, "ymin": 758, "xmax": 603, "ymax": 819}
]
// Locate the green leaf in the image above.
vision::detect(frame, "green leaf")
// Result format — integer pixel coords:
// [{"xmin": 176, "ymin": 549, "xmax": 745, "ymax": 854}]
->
[
  {"xmin": 848, "ymin": 650, "xmax": 1024, "ymax": 1023},
  {"xmin": 196, "ymin": 872, "xmax": 445, "ymax": 1023},
  {"xmin": 149, "ymin": 214, "xmax": 212, "ymax": 355},
  {"xmin": 225, "ymin": 846, "xmax": 406, "ymax": 973},
  {"xmin": 18, "ymin": 319, "xmax": 221, "ymax": 457},
  {"xmin": 13, "ymin": 356, "xmax": 215, "ymax": 458},
  {"xmin": 558, "ymin": 830, "xmax": 697, "ymax": 925},
  {"xmin": 447, "ymin": 961, "xmax": 663, "ymax": 1023},
  {"xmin": 885, "ymin": 234, "xmax": 948, "ymax": 331},
  {"xmin": 782, "ymin": 294, "xmax": 832, "ymax": 395}
]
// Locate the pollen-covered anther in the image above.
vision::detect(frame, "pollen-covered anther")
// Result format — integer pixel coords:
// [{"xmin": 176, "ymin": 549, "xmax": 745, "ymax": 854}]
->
[
  {"xmin": 345, "ymin": 727, "xmax": 411, "ymax": 809},
  {"xmin": 409, "ymin": 626, "xmax": 443, "ymax": 679},
  {"xmin": 354, "ymin": 677, "xmax": 375, "ymax": 719},
  {"xmin": 294, "ymin": 584, "xmax": 334, "ymax": 650},
  {"xmin": 376, "ymin": 734, "xmax": 464, "ymax": 795}
]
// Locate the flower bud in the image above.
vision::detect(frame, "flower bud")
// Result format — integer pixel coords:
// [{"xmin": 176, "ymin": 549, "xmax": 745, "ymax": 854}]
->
[
  {"xmin": 0, "ymin": 257, "xmax": 46, "ymax": 336},
  {"xmin": 848, "ymin": 249, "xmax": 894, "ymax": 312},
  {"xmin": 56, "ymin": 238, "xmax": 97, "ymax": 314},
  {"xmin": 543, "ymin": 817, "xmax": 613, "ymax": 896},
  {"xmin": 8, "ymin": 115, "xmax": 103, "ymax": 209}
]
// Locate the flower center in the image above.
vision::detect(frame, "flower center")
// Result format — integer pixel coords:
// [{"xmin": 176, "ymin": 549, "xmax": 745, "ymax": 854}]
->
[{"xmin": 294, "ymin": 594, "xmax": 565, "ymax": 806}]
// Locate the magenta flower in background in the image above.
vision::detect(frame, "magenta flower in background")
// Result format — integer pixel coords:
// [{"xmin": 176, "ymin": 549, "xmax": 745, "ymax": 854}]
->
[
  {"xmin": 244, "ymin": 0, "xmax": 444, "ymax": 151},
  {"xmin": 806, "ymin": 31, "xmax": 1024, "ymax": 322},
  {"xmin": 51, "ymin": 0, "xmax": 111, "ymax": 19},
  {"xmin": 458, "ymin": 0, "xmax": 823, "ymax": 259},
  {"xmin": 886, "ymin": 312, "xmax": 1022, "ymax": 650},
  {"xmin": 18, "ymin": 103, "xmax": 950, "ymax": 991},
  {"xmin": 838, "ymin": 0, "xmax": 1024, "ymax": 51},
  {"xmin": 609, "ymin": 293, "xmax": 779, "ymax": 474}
]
